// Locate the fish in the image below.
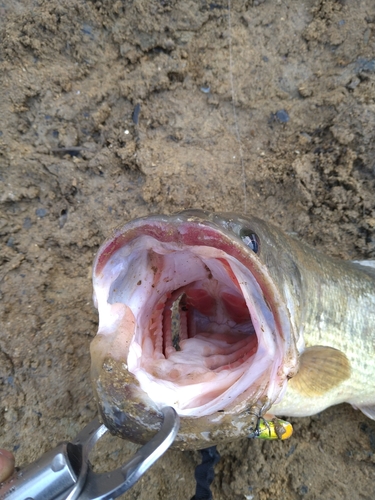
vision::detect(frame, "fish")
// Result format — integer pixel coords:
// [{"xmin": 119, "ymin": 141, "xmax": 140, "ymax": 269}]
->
[{"xmin": 90, "ymin": 209, "xmax": 375, "ymax": 450}]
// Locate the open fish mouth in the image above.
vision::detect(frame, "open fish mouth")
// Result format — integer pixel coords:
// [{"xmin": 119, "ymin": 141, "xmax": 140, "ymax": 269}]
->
[{"xmin": 91, "ymin": 210, "xmax": 298, "ymax": 446}]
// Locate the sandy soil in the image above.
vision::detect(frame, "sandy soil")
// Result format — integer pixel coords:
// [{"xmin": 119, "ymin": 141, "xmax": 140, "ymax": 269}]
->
[{"xmin": 1, "ymin": 0, "xmax": 375, "ymax": 498}]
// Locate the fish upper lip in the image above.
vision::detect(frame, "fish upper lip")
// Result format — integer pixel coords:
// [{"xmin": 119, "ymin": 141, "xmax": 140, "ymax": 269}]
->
[{"xmin": 92, "ymin": 212, "xmax": 297, "ymax": 417}]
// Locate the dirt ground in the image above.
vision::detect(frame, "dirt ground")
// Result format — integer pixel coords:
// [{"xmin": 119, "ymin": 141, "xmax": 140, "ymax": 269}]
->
[{"xmin": 1, "ymin": 0, "xmax": 375, "ymax": 498}]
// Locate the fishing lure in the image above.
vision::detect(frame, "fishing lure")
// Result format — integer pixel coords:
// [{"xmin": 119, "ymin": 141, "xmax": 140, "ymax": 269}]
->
[{"xmin": 255, "ymin": 417, "xmax": 293, "ymax": 440}]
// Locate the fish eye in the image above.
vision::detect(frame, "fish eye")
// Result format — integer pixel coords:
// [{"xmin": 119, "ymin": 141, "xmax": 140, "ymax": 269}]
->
[{"xmin": 240, "ymin": 229, "xmax": 260, "ymax": 254}]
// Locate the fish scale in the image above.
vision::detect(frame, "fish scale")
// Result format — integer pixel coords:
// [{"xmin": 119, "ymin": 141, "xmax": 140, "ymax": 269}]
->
[{"xmin": 271, "ymin": 237, "xmax": 375, "ymax": 418}]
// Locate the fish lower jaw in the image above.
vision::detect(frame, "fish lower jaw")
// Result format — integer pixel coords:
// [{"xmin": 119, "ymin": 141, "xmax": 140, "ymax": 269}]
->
[{"xmin": 92, "ymin": 233, "xmax": 290, "ymax": 418}]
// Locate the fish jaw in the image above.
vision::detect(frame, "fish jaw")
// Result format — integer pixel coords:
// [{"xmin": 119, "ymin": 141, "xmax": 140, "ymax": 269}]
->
[{"xmin": 91, "ymin": 210, "xmax": 298, "ymax": 449}]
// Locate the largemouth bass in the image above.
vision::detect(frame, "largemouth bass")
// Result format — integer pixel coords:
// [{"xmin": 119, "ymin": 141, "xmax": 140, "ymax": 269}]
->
[{"xmin": 91, "ymin": 210, "xmax": 375, "ymax": 450}]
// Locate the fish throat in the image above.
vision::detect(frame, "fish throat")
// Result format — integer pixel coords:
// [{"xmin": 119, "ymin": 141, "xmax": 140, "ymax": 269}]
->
[
  {"xmin": 141, "ymin": 248, "xmax": 259, "ymax": 391},
  {"xmin": 94, "ymin": 220, "xmax": 289, "ymax": 418}
]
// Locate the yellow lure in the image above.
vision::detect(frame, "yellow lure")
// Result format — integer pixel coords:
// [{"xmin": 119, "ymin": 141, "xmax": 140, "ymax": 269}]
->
[{"xmin": 256, "ymin": 418, "xmax": 293, "ymax": 440}]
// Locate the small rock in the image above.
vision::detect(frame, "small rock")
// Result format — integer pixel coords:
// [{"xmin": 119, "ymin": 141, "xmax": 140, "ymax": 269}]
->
[{"xmin": 35, "ymin": 208, "xmax": 48, "ymax": 217}]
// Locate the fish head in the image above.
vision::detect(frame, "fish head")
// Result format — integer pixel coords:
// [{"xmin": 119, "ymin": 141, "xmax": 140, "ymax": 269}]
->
[{"xmin": 91, "ymin": 210, "xmax": 301, "ymax": 449}]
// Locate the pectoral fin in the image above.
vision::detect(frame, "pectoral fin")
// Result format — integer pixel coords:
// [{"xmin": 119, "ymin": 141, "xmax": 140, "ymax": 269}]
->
[
  {"xmin": 356, "ymin": 405, "xmax": 375, "ymax": 420},
  {"xmin": 289, "ymin": 346, "xmax": 351, "ymax": 397},
  {"xmin": 352, "ymin": 260, "xmax": 375, "ymax": 269}
]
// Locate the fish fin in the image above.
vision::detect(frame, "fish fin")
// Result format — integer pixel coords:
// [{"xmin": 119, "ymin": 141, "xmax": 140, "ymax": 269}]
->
[
  {"xmin": 356, "ymin": 405, "xmax": 375, "ymax": 420},
  {"xmin": 351, "ymin": 260, "xmax": 375, "ymax": 269},
  {"xmin": 289, "ymin": 346, "xmax": 351, "ymax": 397}
]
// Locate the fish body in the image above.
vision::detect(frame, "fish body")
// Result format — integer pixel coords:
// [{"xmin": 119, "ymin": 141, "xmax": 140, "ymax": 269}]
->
[{"xmin": 91, "ymin": 210, "xmax": 375, "ymax": 450}]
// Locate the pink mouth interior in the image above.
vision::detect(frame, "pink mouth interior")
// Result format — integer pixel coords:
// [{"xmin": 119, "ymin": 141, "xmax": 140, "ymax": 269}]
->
[
  {"xmin": 151, "ymin": 256, "xmax": 258, "ymax": 375},
  {"xmin": 94, "ymin": 234, "xmax": 281, "ymax": 417}
]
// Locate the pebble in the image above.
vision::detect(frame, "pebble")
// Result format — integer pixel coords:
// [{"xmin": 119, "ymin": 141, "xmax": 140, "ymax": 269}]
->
[
  {"xmin": 275, "ymin": 109, "xmax": 290, "ymax": 123},
  {"xmin": 35, "ymin": 208, "xmax": 48, "ymax": 217}
]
